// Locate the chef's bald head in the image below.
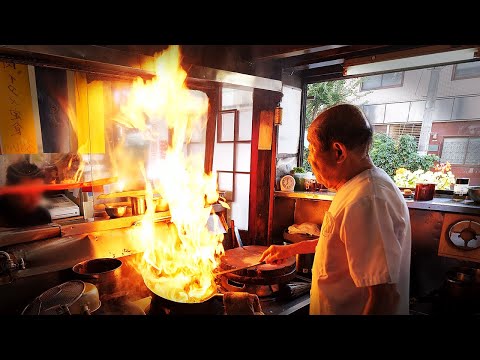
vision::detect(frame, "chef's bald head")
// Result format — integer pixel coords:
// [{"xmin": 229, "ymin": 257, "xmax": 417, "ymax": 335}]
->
[{"xmin": 308, "ymin": 104, "xmax": 372, "ymax": 154}]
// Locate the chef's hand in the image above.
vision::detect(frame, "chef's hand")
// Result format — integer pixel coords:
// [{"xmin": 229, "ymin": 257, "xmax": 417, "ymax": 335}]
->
[{"xmin": 260, "ymin": 245, "xmax": 292, "ymax": 265}]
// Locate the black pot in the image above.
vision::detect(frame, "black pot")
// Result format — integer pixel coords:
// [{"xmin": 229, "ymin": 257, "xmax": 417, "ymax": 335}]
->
[
  {"xmin": 148, "ymin": 292, "xmax": 224, "ymax": 315},
  {"xmin": 442, "ymin": 267, "xmax": 480, "ymax": 313}
]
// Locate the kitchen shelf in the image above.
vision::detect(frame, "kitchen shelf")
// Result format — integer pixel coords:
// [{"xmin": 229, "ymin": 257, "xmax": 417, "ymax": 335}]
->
[
  {"xmin": 274, "ymin": 190, "xmax": 336, "ymax": 201},
  {"xmin": 275, "ymin": 190, "xmax": 480, "ymax": 216}
]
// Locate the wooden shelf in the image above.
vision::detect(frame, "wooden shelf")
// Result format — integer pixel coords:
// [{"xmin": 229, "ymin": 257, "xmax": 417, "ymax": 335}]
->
[{"xmin": 274, "ymin": 190, "xmax": 336, "ymax": 201}]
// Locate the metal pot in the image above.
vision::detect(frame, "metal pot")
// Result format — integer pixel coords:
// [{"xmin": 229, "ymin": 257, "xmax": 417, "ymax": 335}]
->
[
  {"xmin": 442, "ymin": 267, "xmax": 480, "ymax": 312},
  {"xmin": 468, "ymin": 186, "xmax": 480, "ymax": 203},
  {"xmin": 148, "ymin": 291, "xmax": 224, "ymax": 315},
  {"xmin": 72, "ymin": 258, "xmax": 122, "ymax": 298},
  {"xmin": 22, "ymin": 280, "xmax": 101, "ymax": 315}
]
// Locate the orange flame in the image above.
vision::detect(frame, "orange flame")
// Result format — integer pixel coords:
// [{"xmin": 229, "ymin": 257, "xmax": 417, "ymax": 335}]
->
[{"xmin": 117, "ymin": 45, "xmax": 224, "ymax": 303}]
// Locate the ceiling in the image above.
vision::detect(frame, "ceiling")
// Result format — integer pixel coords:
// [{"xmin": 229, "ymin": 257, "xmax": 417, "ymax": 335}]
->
[{"xmin": 105, "ymin": 44, "xmax": 477, "ymax": 85}]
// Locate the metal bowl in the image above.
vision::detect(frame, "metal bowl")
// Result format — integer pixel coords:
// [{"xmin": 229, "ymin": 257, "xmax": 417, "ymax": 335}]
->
[
  {"xmin": 468, "ymin": 186, "xmax": 480, "ymax": 203},
  {"xmin": 105, "ymin": 205, "xmax": 127, "ymax": 218}
]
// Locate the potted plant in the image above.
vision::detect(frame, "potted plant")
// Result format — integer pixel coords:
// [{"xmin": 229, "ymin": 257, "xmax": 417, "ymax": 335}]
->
[{"xmin": 291, "ymin": 167, "xmax": 310, "ymax": 191}]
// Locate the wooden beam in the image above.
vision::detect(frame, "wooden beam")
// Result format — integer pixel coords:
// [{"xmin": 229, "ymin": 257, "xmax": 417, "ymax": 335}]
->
[
  {"xmin": 204, "ymin": 84, "xmax": 220, "ymax": 174},
  {"xmin": 248, "ymin": 89, "xmax": 283, "ymax": 246},
  {"xmin": 251, "ymin": 45, "xmax": 344, "ymax": 61},
  {"xmin": 281, "ymin": 45, "xmax": 392, "ymax": 69},
  {"xmin": 344, "ymin": 45, "xmax": 477, "ymax": 67}
]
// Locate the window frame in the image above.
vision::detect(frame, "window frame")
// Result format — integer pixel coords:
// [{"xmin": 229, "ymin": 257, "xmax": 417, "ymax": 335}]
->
[
  {"xmin": 360, "ymin": 72, "xmax": 404, "ymax": 91},
  {"xmin": 440, "ymin": 136, "xmax": 480, "ymax": 166},
  {"xmin": 215, "ymin": 109, "xmax": 252, "ymax": 202},
  {"xmin": 451, "ymin": 62, "xmax": 480, "ymax": 81}
]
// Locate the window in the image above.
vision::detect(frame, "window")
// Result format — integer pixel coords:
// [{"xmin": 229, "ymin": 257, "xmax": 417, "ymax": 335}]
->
[
  {"xmin": 388, "ymin": 123, "xmax": 422, "ymax": 144},
  {"xmin": 361, "ymin": 72, "xmax": 404, "ymax": 91},
  {"xmin": 452, "ymin": 62, "xmax": 480, "ymax": 80},
  {"xmin": 213, "ymin": 87, "xmax": 253, "ymax": 230},
  {"xmin": 441, "ymin": 137, "xmax": 480, "ymax": 165}
]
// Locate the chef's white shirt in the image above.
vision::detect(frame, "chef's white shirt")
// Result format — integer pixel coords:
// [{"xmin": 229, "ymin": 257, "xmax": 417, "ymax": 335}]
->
[{"xmin": 310, "ymin": 167, "xmax": 411, "ymax": 315}]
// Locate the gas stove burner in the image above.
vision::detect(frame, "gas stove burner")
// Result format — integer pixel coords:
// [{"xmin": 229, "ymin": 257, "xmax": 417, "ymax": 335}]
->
[
  {"xmin": 147, "ymin": 291, "xmax": 225, "ymax": 315},
  {"xmin": 220, "ymin": 277, "xmax": 280, "ymax": 297}
]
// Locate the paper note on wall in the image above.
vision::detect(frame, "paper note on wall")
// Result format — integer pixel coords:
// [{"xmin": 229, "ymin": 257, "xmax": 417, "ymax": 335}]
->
[
  {"xmin": 0, "ymin": 62, "xmax": 38, "ymax": 154},
  {"xmin": 73, "ymin": 73, "xmax": 105, "ymax": 154},
  {"xmin": 258, "ymin": 110, "xmax": 273, "ymax": 150}
]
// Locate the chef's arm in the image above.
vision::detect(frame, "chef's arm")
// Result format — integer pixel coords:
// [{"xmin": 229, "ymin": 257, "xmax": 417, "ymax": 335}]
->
[
  {"xmin": 288, "ymin": 239, "xmax": 318, "ymax": 255},
  {"xmin": 260, "ymin": 240, "xmax": 318, "ymax": 263},
  {"xmin": 362, "ymin": 283, "xmax": 400, "ymax": 315}
]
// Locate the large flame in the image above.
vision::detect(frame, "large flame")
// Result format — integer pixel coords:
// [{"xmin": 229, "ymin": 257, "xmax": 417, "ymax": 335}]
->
[{"xmin": 117, "ymin": 45, "xmax": 224, "ymax": 303}]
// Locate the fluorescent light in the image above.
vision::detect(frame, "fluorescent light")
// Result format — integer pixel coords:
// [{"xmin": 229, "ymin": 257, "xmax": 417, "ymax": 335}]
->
[{"xmin": 344, "ymin": 48, "xmax": 478, "ymax": 76}]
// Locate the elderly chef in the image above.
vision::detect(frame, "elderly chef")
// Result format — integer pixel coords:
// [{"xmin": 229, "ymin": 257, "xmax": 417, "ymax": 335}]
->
[{"xmin": 261, "ymin": 104, "xmax": 411, "ymax": 315}]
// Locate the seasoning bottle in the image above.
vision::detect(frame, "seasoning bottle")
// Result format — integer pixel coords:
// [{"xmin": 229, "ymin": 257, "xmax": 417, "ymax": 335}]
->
[
  {"xmin": 453, "ymin": 178, "xmax": 470, "ymax": 202},
  {"xmin": 81, "ymin": 186, "xmax": 95, "ymax": 222}
]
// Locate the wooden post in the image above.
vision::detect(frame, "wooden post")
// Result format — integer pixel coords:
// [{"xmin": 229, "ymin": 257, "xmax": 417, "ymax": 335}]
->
[
  {"xmin": 203, "ymin": 84, "xmax": 220, "ymax": 174},
  {"xmin": 248, "ymin": 88, "xmax": 283, "ymax": 246}
]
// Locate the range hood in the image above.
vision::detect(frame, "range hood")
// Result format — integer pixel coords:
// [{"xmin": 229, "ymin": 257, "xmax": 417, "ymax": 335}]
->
[{"xmin": 0, "ymin": 45, "xmax": 282, "ymax": 92}]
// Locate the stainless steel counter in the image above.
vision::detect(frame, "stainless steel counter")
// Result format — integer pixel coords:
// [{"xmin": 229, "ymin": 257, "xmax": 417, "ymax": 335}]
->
[{"xmin": 275, "ymin": 191, "xmax": 480, "ymax": 215}]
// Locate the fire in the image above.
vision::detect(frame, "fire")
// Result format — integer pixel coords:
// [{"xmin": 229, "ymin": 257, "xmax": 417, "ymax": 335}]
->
[{"xmin": 116, "ymin": 45, "xmax": 224, "ymax": 303}]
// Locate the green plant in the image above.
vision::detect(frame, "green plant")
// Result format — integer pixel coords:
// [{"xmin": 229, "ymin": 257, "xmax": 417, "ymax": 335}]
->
[
  {"xmin": 292, "ymin": 166, "xmax": 306, "ymax": 174},
  {"xmin": 303, "ymin": 79, "xmax": 366, "ymax": 171},
  {"xmin": 370, "ymin": 133, "xmax": 439, "ymax": 178},
  {"xmin": 305, "ymin": 79, "xmax": 366, "ymax": 128},
  {"xmin": 302, "ymin": 147, "xmax": 312, "ymax": 172}
]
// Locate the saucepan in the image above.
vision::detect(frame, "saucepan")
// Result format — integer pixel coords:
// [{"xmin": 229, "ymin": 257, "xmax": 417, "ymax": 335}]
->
[
  {"xmin": 22, "ymin": 280, "xmax": 101, "ymax": 315},
  {"xmin": 73, "ymin": 258, "xmax": 123, "ymax": 297},
  {"xmin": 443, "ymin": 266, "xmax": 480, "ymax": 309}
]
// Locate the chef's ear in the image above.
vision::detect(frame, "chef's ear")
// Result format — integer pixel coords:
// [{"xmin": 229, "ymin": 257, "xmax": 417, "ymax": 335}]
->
[{"xmin": 332, "ymin": 142, "xmax": 347, "ymax": 163}]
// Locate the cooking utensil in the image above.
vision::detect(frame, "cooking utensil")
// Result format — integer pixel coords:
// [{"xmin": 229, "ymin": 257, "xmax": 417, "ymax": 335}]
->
[
  {"xmin": 468, "ymin": 186, "xmax": 480, "ymax": 203},
  {"xmin": 72, "ymin": 258, "xmax": 122, "ymax": 298},
  {"xmin": 442, "ymin": 266, "xmax": 480, "ymax": 313},
  {"xmin": 22, "ymin": 280, "xmax": 100, "ymax": 315},
  {"xmin": 219, "ymin": 245, "xmax": 296, "ymax": 285},
  {"xmin": 230, "ymin": 219, "xmax": 245, "ymax": 248},
  {"xmin": 105, "ymin": 204, "xmax": 127, "ymax": 218},
  {"xmin": 215, "ymin": 261, "xmax": 266, "ymax": 276}
]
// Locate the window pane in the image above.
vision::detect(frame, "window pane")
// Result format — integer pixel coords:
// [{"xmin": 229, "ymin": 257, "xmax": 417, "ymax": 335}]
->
[
  {"xmin": 385, "ymin": 102, "xmax": 409, "ymax": 123},
  {"xmin": 382, "ymin": 72, "xmax": 403, "ymax": 87},
  {"xmin": 361, "ymin": 75, "xmax": 382, "ymax": 90},
  {"xmin": 235, "ymin": 143, "xmax": 251, "ymax": 172},
  {"xmin": 465, "ymin": 138, "xmax": 480, "ymax": 165},
  {"xmin": 220, "ymin": 112, "xmax": 235, "ymax": 142},
  {"xmin": 408, "ymin": 101, "xmax": 426, "ymax": 123},
  {"xmin": 222, "ymin": 88, "xmax": 253, "ymax": 109},
  {"xmin": 213, "ymin": 143, "xmax": 234, "ymax": 171},
  {"xmin": 363, "ymin": 104, "xmax": 385, "ymax": 124},
  {"xmin": 238, "ymin": 109, "xmax": 253, "ymax": 141},
  {"xmin": 231, "ymin": 173, "xmax": 250, "ymax": 230},
  {"xmin": 441, "ymin": 138, "xmax": 468, "ymax": 164},
  {"xmin": 454, "ymin": 62, "xmax": 480, "ymax": 79},
  {"xmin": 218, "ymin": 172, "xmax": 233, "ymax": 191}
]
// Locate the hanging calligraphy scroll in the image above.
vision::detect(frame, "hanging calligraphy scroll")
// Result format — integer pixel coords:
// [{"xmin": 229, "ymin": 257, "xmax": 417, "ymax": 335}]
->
[{"xmin": 0, "ymin": 62, "xmax": 38, "ymax": 154}]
